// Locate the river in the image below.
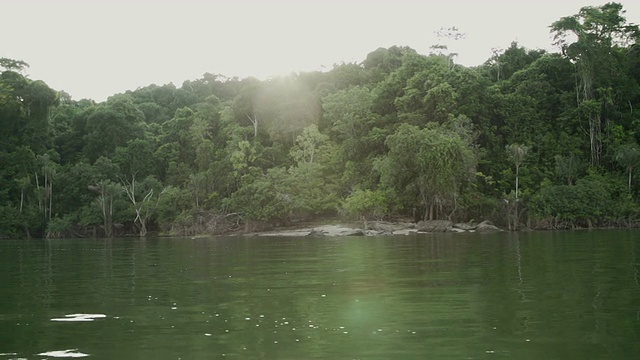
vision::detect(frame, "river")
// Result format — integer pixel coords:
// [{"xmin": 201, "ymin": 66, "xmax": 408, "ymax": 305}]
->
[{"xmin": 1, "ymin": 230, "xmax": 639, "ymax": 359}]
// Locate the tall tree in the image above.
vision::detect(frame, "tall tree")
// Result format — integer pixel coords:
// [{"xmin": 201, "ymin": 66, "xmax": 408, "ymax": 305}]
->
[
  {"xmin": 121, "ymin": 175, "xmax": 163, "ymax": 237},
  {"xmin": 506, "ymin": 143, "xmax": 530, "ymax": 200},
  {"xmin": 379, "ymin": 121, "xmax": 477, "ymax": 220},
  {"xmin": 88, "ymin": 180, "xmax": 120, "ymax": 237},
  {"xmin": 551, "ymin": 2, "xmax": 640, "ymax": 166},
  {"xmin": 615, "ymin": 143, "xmax": 640, "ymax": 193}
]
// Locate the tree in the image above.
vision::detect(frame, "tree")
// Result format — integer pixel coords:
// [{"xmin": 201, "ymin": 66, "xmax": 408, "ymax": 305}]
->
[
  {"xmin": 290, "ymin": 124, "xmax": 329, "ymax": 164},
  {"xmin": 88, "ymin": 180, "xmax": 120, "ymax": 237},
  {"xmin": 430, "ymin": 26, "xmax": 466, "ymax": 71},
  {"xmin": 0, "ymin": 58, "xmax": 29, "ymax": 72},
  {"xmin": 551, "ymin": 2, "xmax": 640, "ymax": 166},
  {"xmin": 615, "ymin": 143, "xmax": 640, "ymax": 193},
  {"xmin": 342, "ymin": 189, "xmax": 389, "ymax": 221},
  {"xmin": 83, "ymin": 97, "xmax": 146, "ymax": 162},
  {"xmin": 113, "ymin": 139, "xmax": 157, "ymax": 180},
  {"xmin": 379, "ymin": 122, "xmax": 477, "ymax": 220},
  {"xmin": 506, "ymin": 143, "xmax": 530, "ymax": 199},
  {"xmin": 255, "ymin": 77, "xmax": 321, "ymax": 145},
  {"xmin": 121, "ymin": 175, "xmax": 164, "ymax": 237},
  {"xmin": 505, "ymin": 143, "xmax": 531, "ymax": 230},
  {"xmin": 35, "ymin": 153, "xmax": 58, "ymax": 230},
  {"xmin": 484, "ymin": 42, "xmax": 546, "ymax": 82},
  {"xmin": 555, "ymin": 154, "xmax": 582, "ymax": 185}
]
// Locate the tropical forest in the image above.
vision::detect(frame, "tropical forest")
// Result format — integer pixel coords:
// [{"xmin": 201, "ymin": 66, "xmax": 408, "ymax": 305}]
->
[{"xmin": 2, "ymin": 3, "xmax": 640, "ymax": 239}]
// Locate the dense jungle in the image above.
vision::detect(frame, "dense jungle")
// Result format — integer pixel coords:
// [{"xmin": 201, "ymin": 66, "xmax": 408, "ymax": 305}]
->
[{"xmin": 2, "ymin": 3, "xmax": 640, "ymax": 238}]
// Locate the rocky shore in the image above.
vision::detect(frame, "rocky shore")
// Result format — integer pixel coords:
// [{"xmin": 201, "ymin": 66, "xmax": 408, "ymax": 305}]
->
[{"xmin": 247, "ymin": 220, "xmax": 503, "ymax": 237}]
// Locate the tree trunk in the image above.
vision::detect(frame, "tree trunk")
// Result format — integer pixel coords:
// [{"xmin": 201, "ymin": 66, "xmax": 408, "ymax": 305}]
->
[
  {"xmin": 514, "ymin": 200, "xmax": 519, "ymax": 231},
  {"xmin": 139, "ymin": 220, "xmax": 147, "ymax": 238},
  {"xmin": 247, "ymin": 114, "xmax": 258, "ymax": 138},
  {"xmin": 515, "ymin": 165, "xmax": 520, "ymax": 199},
  {"xmin": 589, "ymin": 112, "xmax": 602, "ymax": 167},
  {"xmin": 48, "ymin": 181, "xmax": 52, "ymax": 221}
]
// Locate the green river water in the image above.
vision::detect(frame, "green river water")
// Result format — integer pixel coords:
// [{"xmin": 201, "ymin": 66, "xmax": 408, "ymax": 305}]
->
[{"xmin": 1, "ymin": 230, "xmax": 639, "ymax": 359}]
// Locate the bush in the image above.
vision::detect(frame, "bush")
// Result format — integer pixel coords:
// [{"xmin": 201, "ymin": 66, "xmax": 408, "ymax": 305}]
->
[
  {"xmin": 46, "ymin": 215, "xmax": 74, "ymax": 238},
  {"xmin": 529, "ymin": 175, "xmax": 621, "ymax": 228},
  {"xmin": 342, "ymin": 189, "xmax": 389, "ymax": 221}
]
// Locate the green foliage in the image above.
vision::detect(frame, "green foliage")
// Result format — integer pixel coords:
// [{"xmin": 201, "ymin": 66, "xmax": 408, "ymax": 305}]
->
[
  {"xmin": 290, "ymin": 124, "xmax": 330, "ymax": 164},
  {"xmin": 615, "ymin": 142, "xmax": 640, "ymax": 192},
  {"xmin": 227, "ymin": 168, "xmax": 293, "ymax": 223},
  {"xmin": 0, "ymin": 205, "xmax": 23, "ymax": 238},
  {"xmin": 287, "ymin": 162, "xmax": 339, "ymax": 218},
  {"xmin": 341, "ymin": 189, "xmax": 389, "ymax": 221},
  {"xmin": 554, "ymin": 154, "xmax": 583, "ymax": 185},
  {"xmin": 156, "ymin": 185, "xmax": 191, "ymax": 231},
  {"xmin": 83, "ymin": 97, "xmax": 146, "ymax": 162},
  {"xmin": 530, "ymin": 172, "xmax": 637, "ymax": 227},
  {"xmin": 113, "ymin": 139, "xmax": 157, "ymax": 179},
  {"xmin": 46, "ymin": 215, "xmax": 74, "ymax": 239},
  {"xmin": 378, "ymin": 121, "xmax": 477, "ymax": 220},
  {"xmin": 551, "ymin": 2, "xmax": 640, "ymax": 166},
  {"xmin": 529, "ymin": 181, "xmax": 602, "ymax": 227},
  {"xmin": 228, "ymin": 161, "xmax": 340, "ymax": 225},
  {"xmin": 506, "ymin": 143, "xmax": 530, "ymax": 199},
  {"xmin": 2, "ymin": 3, "xmax": 640, "ymax": 237}
]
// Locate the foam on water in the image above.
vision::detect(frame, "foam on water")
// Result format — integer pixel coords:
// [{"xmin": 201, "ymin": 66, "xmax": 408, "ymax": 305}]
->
[
  {"xmin": 50, "ymin": 314, "xmax": 107, "ymax": 322},
  {"xmin": 36, "ymin": 349, "xmax": 89, "ymax": 358}
]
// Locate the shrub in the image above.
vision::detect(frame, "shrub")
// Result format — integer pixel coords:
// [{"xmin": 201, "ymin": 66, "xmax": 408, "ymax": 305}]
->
[
  {"xmin": 342, "ymin": 189, "xmax": 389, "ymax": 221},
  {"xmin": 529, "ymin": 176, "xmax": 614, "ymax": 228}
]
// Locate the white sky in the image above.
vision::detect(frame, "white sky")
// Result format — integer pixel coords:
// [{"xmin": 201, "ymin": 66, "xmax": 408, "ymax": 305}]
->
[{"xmin": 2, "ymin": 0, "xmax": 639, "ymax": 102}]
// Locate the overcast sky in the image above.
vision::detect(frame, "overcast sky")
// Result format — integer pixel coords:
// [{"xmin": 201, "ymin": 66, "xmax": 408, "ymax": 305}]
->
[{"xmin": 2, "ymin": 0, "xmax": 639, "ymax": 102}]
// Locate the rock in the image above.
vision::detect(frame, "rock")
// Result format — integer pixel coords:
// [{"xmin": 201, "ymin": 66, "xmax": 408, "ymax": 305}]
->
[
  {"xmin": 309, "ymin": 225, "xmax": 365, "ymax": 237},
  {"xmin": 393, "ymin": 229, "xmax": 419, "ymax": 235},
  {"xmin": 255, "ymin": 229, "xmax": 313, "ymax": 237},
  {"xmin": 475, "ymin": 221, "xmax": 503, "ymax": 233},
  {"xmin": 416, "ymin": 220, "xmax": 453, "ymax": 232},
  {"xmin": 448, "ymin": 227, "xmax": 467, "ymax": 233},
  {"xmin": 453, "ymin": 222, "xmax": 477, "ymax": 231},
  {"xmin": 307, "ymin": 228, "xmax": 326, "ymax": 237},
  {"xmin": 369, "ymin": 221, "xmax": 415, "ymax": 233},
  {"xmin": 344, "ymin": 229, "xmax": 365, "ymax": 236}
]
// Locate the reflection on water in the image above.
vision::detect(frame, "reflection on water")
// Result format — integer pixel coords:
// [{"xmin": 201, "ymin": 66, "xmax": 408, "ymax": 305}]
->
[{"xmin": 0, "ymin": 231, "xmax": 639, "ymax": 359}]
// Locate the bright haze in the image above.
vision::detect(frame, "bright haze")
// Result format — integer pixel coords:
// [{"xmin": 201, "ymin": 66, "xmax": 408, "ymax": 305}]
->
[{"xmin": 2, "ymin": 0, "xmax": 639, "ymax": 102}]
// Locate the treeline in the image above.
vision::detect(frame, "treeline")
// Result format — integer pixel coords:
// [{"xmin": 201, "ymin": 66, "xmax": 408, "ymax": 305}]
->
[{"xmin": 2, "ymin": 3, "xmax": 640, "ymax": 238}]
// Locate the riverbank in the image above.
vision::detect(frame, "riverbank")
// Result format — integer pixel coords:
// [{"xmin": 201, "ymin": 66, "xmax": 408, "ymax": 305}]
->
[{"xmin": 240, "ymin": 219, "xmax": 504, "ymax": 237}]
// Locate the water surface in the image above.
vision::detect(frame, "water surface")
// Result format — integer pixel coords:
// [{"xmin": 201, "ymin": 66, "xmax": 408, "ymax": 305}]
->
[{"xmin": 1, "ymin": 230, "xmax": 639, "ymax": 359}]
